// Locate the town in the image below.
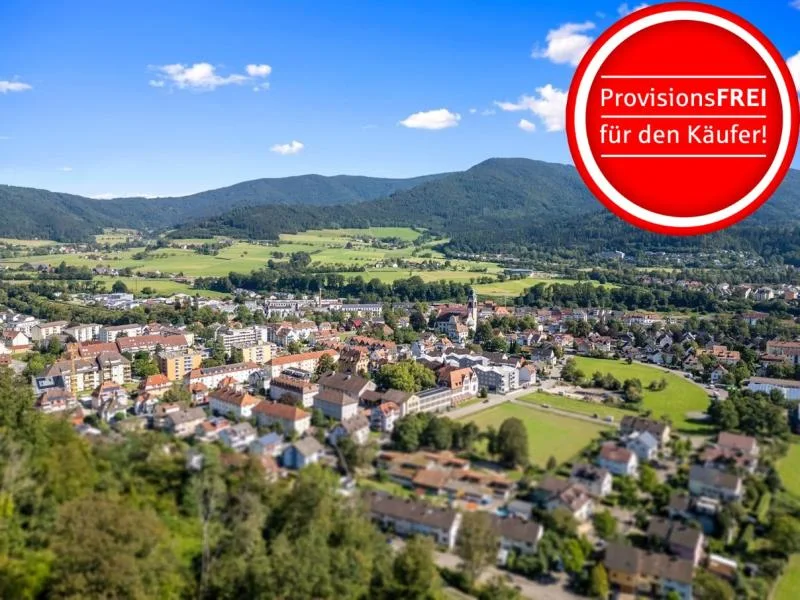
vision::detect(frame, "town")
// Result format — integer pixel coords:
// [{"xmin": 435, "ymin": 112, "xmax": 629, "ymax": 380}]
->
[{"xmin": 3, "ymin": 262, "xmax": 800, "ymax": 600}]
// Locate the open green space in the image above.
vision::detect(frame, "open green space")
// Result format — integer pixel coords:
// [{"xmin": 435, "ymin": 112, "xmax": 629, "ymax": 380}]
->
[
  {"xmin": 0, "ymin": 237, "xmax": 56, "ymax": 247},
  {"xmin": 519, "ymin": 390, "xmax": 638, "ymax": 422},
  {"xmin": 572, "ymin": 357, "xmax": 710, "ymax": 433},
  {"xmin": 459, "ymin": 402, "xmax": 609, "ymax": 467},
  {"xmin": 774, "ymin": 554, "xmax": 800, "ymax": 600},
  {"xmin": 93, "ymin": 276, "xmax": 228, "ymax": 298},
  {"xmin": 777, "ymin": 442, "xmax": 800, "ymax": 498}
]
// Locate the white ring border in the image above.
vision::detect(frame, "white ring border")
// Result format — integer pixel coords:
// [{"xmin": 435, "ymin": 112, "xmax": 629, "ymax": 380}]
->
[{"xmin": 574, "ymin": 9, "xmax": 794, "ymax": 228}]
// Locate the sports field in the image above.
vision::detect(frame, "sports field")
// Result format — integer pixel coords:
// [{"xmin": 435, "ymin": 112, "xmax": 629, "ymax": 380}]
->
[
  {"xmin": 459, "ymin": 402, "xmax": 609, "ymax": 467},
  {"xmin": 572, "ymin": 357, "xmax": 710, "ymax": 432}
]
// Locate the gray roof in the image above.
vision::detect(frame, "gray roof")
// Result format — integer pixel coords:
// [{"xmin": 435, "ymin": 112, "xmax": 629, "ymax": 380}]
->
[
  {"xmin": 167, "ymin": 407, "xmax": 207, "ymax": 426},
  {"xmin": 367, "ymin": 491, "xmax": 458, "ymax": 531},
  {"xmin": 492, "ymin": 515, "xmax": 543, "ymax": 545},
  {"xmin": 689, "ymin": 465, "xmax": 740, "ymax": 491},
  {"xmin": 292, "ymin": 436, "xmax": 324, "ymax": 457}
]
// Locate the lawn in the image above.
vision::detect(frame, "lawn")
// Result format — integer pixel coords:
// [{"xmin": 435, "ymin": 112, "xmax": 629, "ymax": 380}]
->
[
  {"xmin": 572, "ymin": 357, "xmax": 711, "ymax": 433},
  {"xmin": 777, "ymin": 442, "xmax": 800, "ymax": 498},
  {"xmin": 459, "ymin": 403, "xmax": 609, "ymax": 467},
  {"xmin": 519, "ymin": 391, "xmax": 638, "ymax": 422},
  {"xmin": 773, "ymin": 555, "xmax": 800, "ymax": 600}
]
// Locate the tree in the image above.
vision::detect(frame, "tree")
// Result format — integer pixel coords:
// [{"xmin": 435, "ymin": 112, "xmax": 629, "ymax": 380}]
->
[
  {"xmin": 768, "ymin": 515, "xmax": 800, "ymax": 554},
  {"xmin": 376, "ymin": 361, "xmax": 436, "ymax": 393},
  {"xmin": 561, "ymin": 538, "xmax": 585, "ymax": 575},
  {"xmin": 495, "ymin": 418, "xmax": 529, "ymax": 468},
  {"xmin": 391, "ymin": 416, "xmax": 424, "ymax": 452},
  {"xmin": 477, "ymin": 576, "xmax": 521, "ymax": 600},
  {"xmin": 546, "ymin": 456, "xmax": 557, "ymax": 471},
  {"xmin": 47, "ymin": 495, "xmax": 182, "ymax": 599},
  {"xmin": 592, "ymin": 510, "xmax": 617, "ymax": 540},
  {"xmin": 421, "ymin": 417, "xmax": 453, "ymax": 451},
  {"xmin": 639, "ymin": 464, "xmax": 658, "ymax": 493},
  {"xmin": 132, "ymin": 354, "xmax": 160, "ymax": 378},
  {"xmin": 693, "ymin": 571, "xmax": 734, "ymax": 600},
  {"xmin": 315, "ymin": 353, "xmax": 337, "ymax": 377},
  {"xmin": 228, "ymin": 346, "xmax": 244, "ymax": 364},
  {"xmin": 389, "ymin": 536, "xmax": 443, "ymax": 599},
  {"xmin": 162, "ymin": 382, "xmax": 191, "ymax": 405},
  {"xmin": 111, "ymin": 280, "xmax": 128, "ymax": 294},
  {"xmin": 589, "ymin": 563, "xmax": 609, "ymax": 599},
  {"xmin": 456, "ymin": 512, "xmax": 498, "ymax": 584}
]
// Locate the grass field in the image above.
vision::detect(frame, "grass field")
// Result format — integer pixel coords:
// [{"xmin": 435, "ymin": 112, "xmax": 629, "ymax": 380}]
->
[
  {"xmin": 519, "ymin": 391, "xmax": 638, "ymax": 422},
  {"xmin": 777, "ymin": 442, "xmax": 800, "ymax": 498},
  {"xmin": 0, "ymin": 237, "xmax": 56, "ymax": 247},
  {"xmin": 93, "ymin": 276, "xmax": 228, "ymax": 298},
  {"xmin": 572, "ymin": 357, "xmax": 710, "ymax": 432},
  {"xmin": 774, "ymin": 555, "xmax": 800, "ymax": 600},
  {"xmin": 459, "ymin": 402, "xmax": 609, "ymax": 467}
]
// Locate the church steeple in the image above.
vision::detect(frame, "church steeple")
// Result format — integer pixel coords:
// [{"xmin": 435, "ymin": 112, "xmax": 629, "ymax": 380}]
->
[{"xmin": 467, "ymin": 288, "xmax": 478, "ymax": 331}]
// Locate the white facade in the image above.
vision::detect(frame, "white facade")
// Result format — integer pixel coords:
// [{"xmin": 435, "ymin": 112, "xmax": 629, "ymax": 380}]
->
[{"xmin": 64, "ymin": 323, "xmax": 102, "ymax": 343}]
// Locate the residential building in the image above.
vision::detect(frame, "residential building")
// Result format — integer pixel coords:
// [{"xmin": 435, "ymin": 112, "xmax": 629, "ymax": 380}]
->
[
  {"xmin": 569, "ymin": 464, "xmax": 613, "ymax": 497},
  {"xmin": 747, "ymin": 376, "xmax": 800, "ymax": 402},
  {"xmin": 416, "ymin": 387, "xmax": 453, "ymax": 414},
  {"xmin": 505, "ymin": 500, "xmax": 535, "ymax": 521},
  {"xmin": 625, "ymin": 431, "xmax": 660, "ymax": 462},
  {"xmin": 164, "ymin": 406, "xmax": 208, "ymax": 438},
  {"xmin": 282, "ymin": 437, "xmax": 324, "ymax": 469},
  {"xmin": 647, "ymin": 517, "xmax": 705, "ymax": 566},
  {"xmin": 317, "ymin": 371, "xmax": 376, "ymax": 403},
  {"xmin": 328, "ymin": 414, "xmax": 370, "ymax": 446},
  {"xmin": 36, "ymin": 388, "xmax": 78, "ymax": 413},
  {"xmin": 195, "ymin": 416, "xmax": 231, "ymax": 442},
  {"xmin": 314, "ymin": 389, "xmax": 359, "ymax": 421},
  {"xmin": 765, "ymin": 339, "xmax": 800, "ymax": 366},
  {"xmin": 2, "ymin": 329, "xmax": 32, "ymax": 351},
  {"xmin": 63, "ymin": 323, "xmax": 101, "ymax": 343},
  {"xmin": 371, "ymin": 401, "xmax": 401, "ymax": 432},
  {"xmin": 238, "ymin": 343, "xmax": 273, "ymax": 365},
  {"xmin": 253, "ymin": 401, "xmax": 311, "ymax": 436},
  {"xmin": 215, "ymin": 326, "xmax": 259, "ymax": 353},
  {"xmin": 604, "ymin": 543, "xmax": 693, "ymax": 600},
  {"xmin": 158, "ymin": 349, "xmax": 203, "ymax": 381},
  {"xmin": 492, "ymin": 515, "xmax": 544, "ymax": 557},
  {"xmin": 116, "ymin": 334, "xmax": 188, "ymax": 355},
  {"xmin": 267, "ymin": 349, "xmax": 339, "ymax": 379},
  {"xmin": 45, "ymin": 351, "xmax": 131, "ymax": 393},
  {"xmin": 473, "ymin": 364, "xmax": 519, "ymax": 393},
  {"xmin": 31, "ymin": 320, "xmax": 69, "ymax": 342},
  {"xmin": 269, "ymin": 376, "xmax": 318, "ymax": 408},
  {"xmin": 688, "ymin": 465, "xmax": 743, "ymax": 501},
  {"xmin": 597, "ymin": 443, "xmax": 639, "ymax": 477},
  {"xmin": 437, "ymin": 366, "xmax": 480, "ymax": 404},
  {"xmin": 208, "ymin": 386, "xmax": 261, "ymax": 420},
  {"xmin": 186, "ymin": 362, "xmax": 261, "ymax": 389},
  {"xmin": 249, "ymin": 432, "xmax": 285, "ymax": 457},
  {"xmin": 533, "ymin": 477, "xmax": 594, "ymax": 521},
  {"xmin": 620, "ymin": 416, "xmax": 671, "ymax": 446},
  {"xmin": 219, "ymin": 422, "xmax": 258, "ymax": 451},
  {"xmin": 366, "ymin": 491, "xmax": 462, "ymax": 550},
  {"xmin": 139, "ymin": 373, "xmax": 172, "ymax": 398},
  {"xmin": 99, "ymin": 323, "xmax": 144, "ymax": 343}
]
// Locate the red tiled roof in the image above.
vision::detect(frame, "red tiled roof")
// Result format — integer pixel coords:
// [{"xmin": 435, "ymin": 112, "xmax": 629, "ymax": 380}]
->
[
  {"xmin": 253, "ymin": 400, "xmax": 309, "ymax": 421},
  {"xmin": 270, "ymin": 349, "xmax": 337, "ymax": 366}
]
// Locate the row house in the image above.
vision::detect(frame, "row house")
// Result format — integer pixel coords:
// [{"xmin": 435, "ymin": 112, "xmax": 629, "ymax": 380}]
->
[
  {"xmin": 367, "ymin": 492, "xmax": 462, "ymax": 550},
  {"xmin": 116, "ymin": 334, "xmax": 189, "ymax": 356},
  {"xmin": 604, "ymin": 543, "xmax": 693, "ymax": 600},
  {"xmin": 646, "ymin": 517, "xmax": 705, "ymax": 566}
]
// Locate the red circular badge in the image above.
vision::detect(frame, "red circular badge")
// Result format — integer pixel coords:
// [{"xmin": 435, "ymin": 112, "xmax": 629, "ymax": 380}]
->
[{"xmin": 566, "ymin": 2, "xmax": 799, "ymax": 235}]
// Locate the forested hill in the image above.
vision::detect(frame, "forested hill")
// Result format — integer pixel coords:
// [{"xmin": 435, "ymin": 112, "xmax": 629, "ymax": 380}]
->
[
  {"xmin": 172, "ymin": 159, "xmax": 800, "ymax": 255},
  {"xmin": 173, "ymin": 158, "xmax": 602, "ymax": 239},
  {"xmin": 0, "ymin": 172, "xmax": 446, "ymax": 241}
]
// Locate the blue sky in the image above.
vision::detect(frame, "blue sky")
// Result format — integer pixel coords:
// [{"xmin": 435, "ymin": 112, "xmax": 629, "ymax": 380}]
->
[{"xmin": 1, "ymin": 0, "xmax": 798, "ymax": 197}]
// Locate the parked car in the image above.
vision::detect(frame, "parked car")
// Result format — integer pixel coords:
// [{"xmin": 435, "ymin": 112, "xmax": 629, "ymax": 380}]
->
[{"xmin": 604, "ymin": 416, "xmax": 615, "ymax": 423}]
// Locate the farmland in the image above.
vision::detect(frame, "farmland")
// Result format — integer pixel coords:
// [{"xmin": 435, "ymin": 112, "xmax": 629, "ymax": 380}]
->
[
  {"xmin": 459, "ymin": 402, "xmax": 609, "ymax": 467},
  {"xmin": 572, "ymin": 357, "xmax": 711, "ymax": 433}
]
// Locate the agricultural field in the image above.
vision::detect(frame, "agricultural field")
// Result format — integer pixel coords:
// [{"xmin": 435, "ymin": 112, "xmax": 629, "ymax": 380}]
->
[
  {"xmin": 773, "ymin": 555, "xmax": 800, "ymax": 600},
  {"xmin": 94, "ymin": 228, "xmax": 141, "ymax": 244},
  {"xmin": 519, "ymin": 390, "xmax": 638, "ymax": 422},
  {"xmin": 92, "ymin": 276, "xmax": 228, "ymax": 298},
  {"xmin": 572, "ymin": 357, "xmax": 711, "ymax": 433},
  {"xmin": 777, "ymin": 442, "xmax": 800, "ymax": 498},
  {"xmin": 459, "ymin": 402, "xmax": 609, "ymax": 467},
  {"xmin": 0, "ymin": 237, "xmax": 56, "ymax": 248}
]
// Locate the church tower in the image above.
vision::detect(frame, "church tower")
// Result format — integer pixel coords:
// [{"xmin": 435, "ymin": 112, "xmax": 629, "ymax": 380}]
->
[{"xmin": 467, "ymin": 288, "xmax": 478, "ymax": 331}]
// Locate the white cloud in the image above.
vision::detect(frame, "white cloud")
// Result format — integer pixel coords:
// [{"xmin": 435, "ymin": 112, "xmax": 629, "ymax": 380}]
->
[
  {"xmin": 495, "ymin": 84, "xmax": 568, "ymax": 132},
  {"xmin": 149, "ymin": 62, "xmax": 271, "ymax": 91},
  {"xmin": 246, "ymin": 64, "xmax": 272, "ymax": 77},
  {"xmin": 58, "ymin": 166, "xmax": 73, "ymax": 172},
  {"xmin": 270, "ymin": 140, "xmax": 304, "ymax": 155},
  {"xmin": 518, "ymin": 119, "xmax": 536, "ymax": 133},
  {"xmin": 789, "ymin": 51, "xmax": 800, "ymax": 91},
  {"xmin": 480, "ymin": 108, "xmax": 496, "ymax": 116},
  {"xmin": 469, "ymin": 108, "xmax": 477, "ymax": 114},
  {"xmin": 532, "ymin": 22, "xmax": 595, "ymax": 66},
  {"xmin": 618, "ymin": 3, "xmax": 649, "ymax": 16},
  {"xmin": 399, "ymin": 108, "xmax": 461, "ymax": 130},
  {"xmin": 0, "ymin": 81, "xmax": 32, "ymax": 94}
]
